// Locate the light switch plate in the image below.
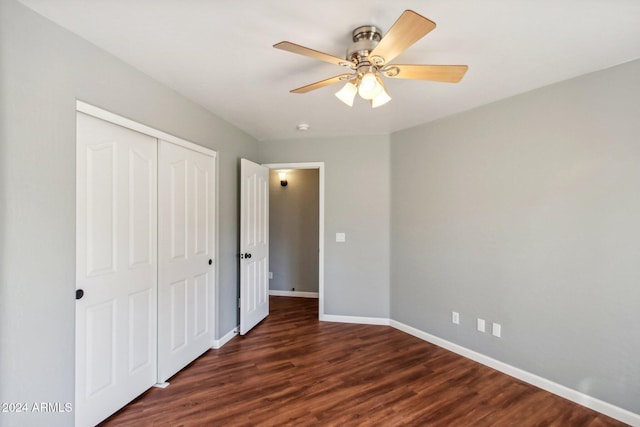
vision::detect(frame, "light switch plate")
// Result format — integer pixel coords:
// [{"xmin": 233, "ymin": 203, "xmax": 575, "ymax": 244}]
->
[
  {"xmin": 477, "ymin": 318, "xmax": 486, "ymax": 332},
  {"xmin": 336, "ymin": 232, "xmax": 346, "ymax": 242}
]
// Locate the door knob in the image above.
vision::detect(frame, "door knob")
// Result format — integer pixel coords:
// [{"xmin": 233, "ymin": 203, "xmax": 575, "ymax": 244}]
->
[
  {"xmin": 244, "ymin": 253, "xmax": 252, "ymax": 259},
  {"xmin": 76, "ymin": 289, "xmax": 84, "ymax": 300},
  {"xmin": 209, "ymin": 259, "xmax": 213, "ymax": 265}
]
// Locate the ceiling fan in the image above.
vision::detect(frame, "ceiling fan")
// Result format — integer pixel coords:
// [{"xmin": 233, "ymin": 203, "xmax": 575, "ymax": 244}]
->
[{"xmin": 274, "ymin": 10, "xmax": 468, "ymax": 108}]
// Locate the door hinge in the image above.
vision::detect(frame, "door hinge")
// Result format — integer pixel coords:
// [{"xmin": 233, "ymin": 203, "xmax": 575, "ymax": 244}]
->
[{"xmin": 238, "ymin": 298, "xmax": 241, "ymax": 308}]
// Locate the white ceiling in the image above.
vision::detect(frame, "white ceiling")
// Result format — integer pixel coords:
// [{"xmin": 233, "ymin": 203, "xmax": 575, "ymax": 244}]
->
[{"xmin": 18, "ymin": 0, "xmax": 640, "ymax": 141}]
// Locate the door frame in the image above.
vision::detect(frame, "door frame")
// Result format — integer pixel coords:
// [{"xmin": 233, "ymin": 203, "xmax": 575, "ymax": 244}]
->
[{"xmin": 262, "ymin": 162, "xmax": 325, "ymax": 318}]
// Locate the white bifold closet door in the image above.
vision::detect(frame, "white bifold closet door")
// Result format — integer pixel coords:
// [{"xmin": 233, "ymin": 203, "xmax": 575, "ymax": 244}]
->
[
  {"xmin": 76, "ymin": 112, "xmax": 158, "ymax": 427},
  {"xmin": 157, "ymin": 140, "xmax": 215, "ymax": 382}
]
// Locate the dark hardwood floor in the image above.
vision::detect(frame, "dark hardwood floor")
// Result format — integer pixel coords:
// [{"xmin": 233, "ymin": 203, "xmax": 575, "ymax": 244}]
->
[{"xmin": 100, "ymin": 296, "xmax": 627, "ymax": 426}]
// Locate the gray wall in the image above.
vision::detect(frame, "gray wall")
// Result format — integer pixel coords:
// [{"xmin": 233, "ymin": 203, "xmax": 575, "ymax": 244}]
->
[
  {"xmin": 390, "ymin": 59, "xmax": 640, "ymax": 414},
  {"xmin": 0, "ymin": 1, "xmax": 258, "ymax": 425},
  {"xmin": 260, "ymin": 135, "xmax": 391, "ymax": 318},
  {"xmin": 269, "ymin": 169, "xmax": 319, "ymax": 293}
]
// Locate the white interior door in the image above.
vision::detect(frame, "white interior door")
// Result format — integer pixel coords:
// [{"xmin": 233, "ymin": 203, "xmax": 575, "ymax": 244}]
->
[
  {"xmin": 157, "ymin": 140, "xmax": 216, "ymax": 382},
  {"xmin": 240, "ymin": 159, "xmax": 269, "ymax": 335},
  {"xmin": 76, "ymin": 113, "xmax": 158, "ymax": 427}
]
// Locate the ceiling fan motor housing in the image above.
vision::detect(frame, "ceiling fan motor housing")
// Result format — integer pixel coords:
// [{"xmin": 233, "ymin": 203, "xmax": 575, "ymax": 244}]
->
[{"xmin": 346, "ymin": 25, "xmax": 382, "ymax": 65}]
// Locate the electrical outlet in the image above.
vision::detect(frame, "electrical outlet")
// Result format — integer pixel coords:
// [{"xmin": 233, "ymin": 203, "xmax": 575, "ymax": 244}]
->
[
  {"xmin": 477, "ymin": 318, "xmax": 486, "ymax": 332},
  {"xmin": 492, "ymin": 323, "xmax": 502, "ymax": 338},
  {"xmin": 452, "ymin": 311, "xmax": 460, "ymax": 325}
]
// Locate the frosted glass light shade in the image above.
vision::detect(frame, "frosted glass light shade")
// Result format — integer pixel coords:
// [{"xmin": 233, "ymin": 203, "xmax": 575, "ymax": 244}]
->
[
  {"xmin": 370, "ymin": 76, "xmax": 391, "ymax": 108},
  {"xmin": 335, "ymin": 82, "xmax": 357, "ymax": 106},
  {"xmin": 358, "ymin": 72, "xmax": 382, "ymax": 100},
  {"xmin": 371, "ymin": 88, "xmax": 391, "ymax": 108}
]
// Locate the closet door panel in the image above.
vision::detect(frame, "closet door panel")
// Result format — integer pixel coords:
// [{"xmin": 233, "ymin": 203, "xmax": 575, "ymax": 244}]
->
[
  {"xmin": 158, "ymin": 140, "xmax": 215, "ymax": 382},
  {"xmin": 76, "ymin": 112, "xmax": 157, "ymax": 427}
]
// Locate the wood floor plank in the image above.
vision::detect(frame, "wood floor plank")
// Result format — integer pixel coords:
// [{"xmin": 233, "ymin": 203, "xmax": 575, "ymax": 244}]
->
[{"xmin": 99, "ymin": 296, "xmax": 628, "ymax": 427}]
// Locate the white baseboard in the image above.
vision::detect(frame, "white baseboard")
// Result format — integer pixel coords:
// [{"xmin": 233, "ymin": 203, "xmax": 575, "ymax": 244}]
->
[
  {"xmin": 269, "ymin": 290, "xmax": 319, "ymax": 298},
  {"xmin": 320, "ymin": 314, "xmax": 390, "ymax": 326},
  {"xmin": 212, "ymin": 326, "xmax": 238, "ymax": 349},
  {"xmin": 389, "ymin": 320, "xmax": 640, "ymax": 426}
]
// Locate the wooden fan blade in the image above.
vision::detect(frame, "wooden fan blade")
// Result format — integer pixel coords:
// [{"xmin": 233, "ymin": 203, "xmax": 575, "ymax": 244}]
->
[
  {"xmin": 290, "ymin": 74, "xmax": 353, "ymax": 94},
  {"xmin": 369, "ymin": 10, "xmax": 436, "ymax": 65},
  {"xmin": 274, "ymin": 41, "xmax": 351, "ymax": 67},
  {"xmin": 385, "ymin": 65, "xmax": 468, "ymax": 83}
]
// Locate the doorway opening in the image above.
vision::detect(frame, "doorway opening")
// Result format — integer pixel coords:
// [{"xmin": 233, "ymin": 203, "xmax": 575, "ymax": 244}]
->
[{"xmin": 263, "ymin": 162, "xmax": 325, "ymax": 318}]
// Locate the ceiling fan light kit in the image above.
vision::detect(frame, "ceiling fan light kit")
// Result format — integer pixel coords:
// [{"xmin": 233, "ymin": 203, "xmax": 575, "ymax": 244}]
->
[{"xmin": 274, "ymin": 10, "xmax": 468, "ymax": 109}]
